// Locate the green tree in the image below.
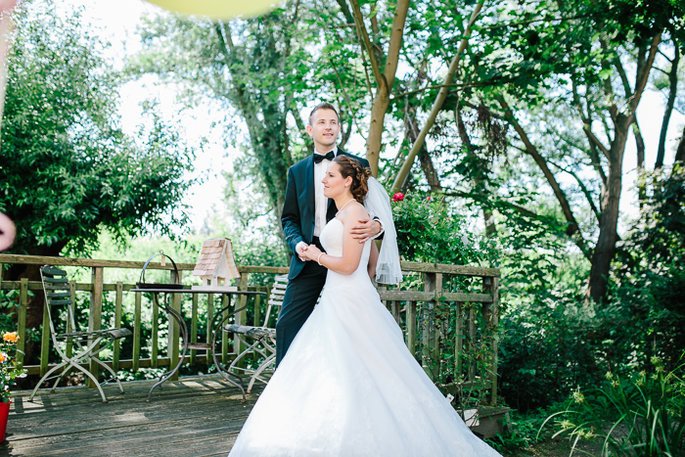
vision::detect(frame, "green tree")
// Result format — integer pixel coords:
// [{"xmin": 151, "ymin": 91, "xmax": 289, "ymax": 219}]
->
[
  {"xmin": 453, "ymin": 0, "xmax": 685, "ymax": 302},
  {"xmin": 130, "ymin": 5, "xmax": 336, "ymax": 223},
  {"xmin": 0, "ymin": 1, "xmax": 193, "ymax": 328}
]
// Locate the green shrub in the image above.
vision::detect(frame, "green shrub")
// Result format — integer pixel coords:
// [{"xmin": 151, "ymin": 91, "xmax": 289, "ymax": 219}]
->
[{"xmin": 541, "ymin": 354, "xmax": 685, "ymax": 456}]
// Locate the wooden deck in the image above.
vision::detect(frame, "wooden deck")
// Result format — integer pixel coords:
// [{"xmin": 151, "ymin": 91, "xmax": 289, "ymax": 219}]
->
[{"xmin": 0, "ymin": 375, "xmax": 258, "ymax": 457}]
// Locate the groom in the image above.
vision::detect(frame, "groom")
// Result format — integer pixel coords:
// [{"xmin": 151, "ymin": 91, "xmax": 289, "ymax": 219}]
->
[{"xmin": 278, "ymin": 102, "xmax": 382, "ymax": 365}]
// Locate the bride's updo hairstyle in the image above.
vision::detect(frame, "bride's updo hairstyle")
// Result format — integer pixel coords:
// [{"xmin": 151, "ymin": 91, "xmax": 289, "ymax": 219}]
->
[{"xmin": 333, "ymin": 155, "xmax": 371, "ymax": 203}]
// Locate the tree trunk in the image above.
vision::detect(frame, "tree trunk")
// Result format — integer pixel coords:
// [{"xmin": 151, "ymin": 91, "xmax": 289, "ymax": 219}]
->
[
  {"xmin": 633, "ymin": 120, "xmax": 647, "ymax": 209},
  {"xmin": 588, "ymin": 32, "xmax": 661, "ymax": 302},
  {"xmin": 404, "ymin": 103, "xmax": 442, "ymax": 191},
  {"xmin": 675, "ymin": 124, "xmax": 685, "ymax": 165},
  {"xmin": 499, "ymin": 98, "xmax": 590, "ymax": 258},
  {"xmin": 588, "ymin": 115, "xmax": 630, "ymax": 302},
  {"xmin": 655, "ymin": 40, "xmax": 679, "ymax": 169},
  {"xmin": 418, "ymin": 147, "xmax": 442, "ymax": 192},
  {"xmin": 214, "ymin": 23, "xmax": 290, "ymax": 218},
  {"xmin": 391, "ymin": 0, "xmax": 485, "ymax": 192},
  {"xmin": 350, "ymin": 0, "xmax": 410, "ymax": 175},
  {"xmin": 455, "ymin": 103, "xmax": 496, "ymax": 236}
]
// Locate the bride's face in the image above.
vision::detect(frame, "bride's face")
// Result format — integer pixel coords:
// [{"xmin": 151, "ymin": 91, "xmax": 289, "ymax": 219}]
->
[{"xmin": 322, "ymin": 163, "xmax": 352, "ymax": 199}]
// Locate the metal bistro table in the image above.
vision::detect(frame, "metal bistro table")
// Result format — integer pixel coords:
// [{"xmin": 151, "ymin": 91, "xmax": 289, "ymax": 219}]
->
[{"xmin": 130, "ymin": 287, "xmax": 266, "ymax": 401}]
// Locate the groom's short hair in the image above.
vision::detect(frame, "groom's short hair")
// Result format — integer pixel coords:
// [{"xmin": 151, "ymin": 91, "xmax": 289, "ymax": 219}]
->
[{"xmin": 308, "ymin": 102, "xmax": 340, "ymax": 125}]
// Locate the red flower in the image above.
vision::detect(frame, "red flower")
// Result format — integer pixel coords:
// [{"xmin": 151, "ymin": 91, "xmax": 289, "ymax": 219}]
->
[{"xmin": 393, "ymin": 192, "xmax": 404, "ymax": 202}]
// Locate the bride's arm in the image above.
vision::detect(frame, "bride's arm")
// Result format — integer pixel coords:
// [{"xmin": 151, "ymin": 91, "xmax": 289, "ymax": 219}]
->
[
  {"xmin": 301, "ymin": 205, "xmax": 367, "ymax": 275},
  {"xmin": 367, "ymin": 241, "xmax": 378, "ymax": 279}
]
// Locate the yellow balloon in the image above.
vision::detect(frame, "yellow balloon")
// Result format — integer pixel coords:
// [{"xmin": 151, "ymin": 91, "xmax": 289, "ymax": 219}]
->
[{"xmin": 143, "ymin": 0, "xmax": 278, "ymax": 19}]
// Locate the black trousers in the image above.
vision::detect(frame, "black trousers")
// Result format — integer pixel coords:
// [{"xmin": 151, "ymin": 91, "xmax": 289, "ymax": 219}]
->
[{"xmin": 275, "ymin": 241, "xmax": 327, "ymax": 366}]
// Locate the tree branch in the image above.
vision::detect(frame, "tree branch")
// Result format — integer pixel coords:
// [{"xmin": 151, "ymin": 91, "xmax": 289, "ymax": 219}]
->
[
  {"xmin": 674, "ymin": 124, "xmax": 685, "ymax": 165},
  {"xmin": 362, "ymin": 0, "xmax": 410, "ymax": 174},
  {"xmin": 391, "ymin": 0, "xmax": 484, "ymax": 192},
  {"xmin": 333, "ymin": 0, "xmax": 354, "ymax": 24},
  {"xmin": 392, "ymin": 78, "xmax": 517, "ymax": 99},
  {"xmin": 349, "ymin": 0, "xmax": 383, "ymax": 87},
  {"xmin": 613, "ymin": 55, "xmax": 632, "ymax": 99},
  {"xmin": 548, "ymin": 158, "xmax": 600, "ymax": 222},
  {"xmin": 498, "ymin": 96, "xmax": 591, "ymax": 259},
  {"xmin": 571, "ymin": 80, "xmax": 610, "ymax": 162},
  {"xmin": 382, "ymin": 0, "xmax": 410, "ymax": 86},
  {"xmin": 631, "ymin": 31, "xmax": 662, "ymax": 113},
  {"xmin": 656, "ymin": 31, "xmax": 678, "ymax": 169},
  {"xmin": 633, "ymin": 119, "xmax": 645, "ymax": 171}
]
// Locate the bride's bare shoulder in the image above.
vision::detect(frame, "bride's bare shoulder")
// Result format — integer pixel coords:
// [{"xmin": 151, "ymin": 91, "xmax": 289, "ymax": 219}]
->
[{"xmin": 341, "ymin": 202, "xmax": 368, "ymax": 224}]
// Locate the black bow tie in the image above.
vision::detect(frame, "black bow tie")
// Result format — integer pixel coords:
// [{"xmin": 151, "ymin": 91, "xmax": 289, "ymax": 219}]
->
[{"xmin": 313, "ymin": 151, "xmax": 335, "ymax": 163}]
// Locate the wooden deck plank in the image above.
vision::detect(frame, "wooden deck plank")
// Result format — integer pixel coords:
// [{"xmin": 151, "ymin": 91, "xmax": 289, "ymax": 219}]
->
[{"xmin": 0, "ymin": 375, "xmax": 258, "ymax": 457}]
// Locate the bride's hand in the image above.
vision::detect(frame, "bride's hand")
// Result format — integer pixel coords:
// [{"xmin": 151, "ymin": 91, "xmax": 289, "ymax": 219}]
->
[{"xmin": 302, "ymin": 245, "xmax": 322, "ymax": 262}]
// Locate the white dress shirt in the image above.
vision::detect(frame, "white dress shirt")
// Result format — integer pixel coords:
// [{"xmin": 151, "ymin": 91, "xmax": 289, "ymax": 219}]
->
[
  {"xmin": 295, "ymin": 147, "xmax": 337, "ymax": 256},
  {"xmin": 313, "ymin": 146, "xmax": 337, "ymax": 237}
]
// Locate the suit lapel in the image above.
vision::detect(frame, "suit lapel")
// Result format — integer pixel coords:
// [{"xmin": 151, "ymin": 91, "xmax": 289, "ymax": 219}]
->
[
  {"xmin": 303, "ymin": 154, "xmax": 315, "ymax": 240},
  {"xmin": 306, "ymin": 154, "xmax": 315, "ymax": 215}
]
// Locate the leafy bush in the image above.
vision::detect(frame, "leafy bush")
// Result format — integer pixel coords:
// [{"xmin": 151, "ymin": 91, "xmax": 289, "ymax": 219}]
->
[
  {"xmin": 487, "ymin": 407, "xmax": 554, "ymax": 453},
  {"xmin": 391, "ymin": 192, "xmax": 495, "ymax": 267},
  {"xmin": 606, "ymin": 168, "xmax": 685, "ymax": 372},
  {"xmin": 541, "ymin": 355, "xmax": 685, "ymax": 457}
]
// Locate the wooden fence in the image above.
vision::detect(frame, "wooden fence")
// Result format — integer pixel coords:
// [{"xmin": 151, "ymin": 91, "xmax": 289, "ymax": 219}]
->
[{"xmin": 0, "ymin": 253, "xmax": 500, "ymax": 406}]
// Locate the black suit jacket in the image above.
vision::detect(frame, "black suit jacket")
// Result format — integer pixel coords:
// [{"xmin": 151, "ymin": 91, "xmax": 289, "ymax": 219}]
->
[{"xmin": 281, "ymin": 149, "xmax": 370, "ymax": 280}]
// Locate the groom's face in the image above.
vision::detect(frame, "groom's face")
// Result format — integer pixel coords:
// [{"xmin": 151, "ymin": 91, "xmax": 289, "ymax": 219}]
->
[{"xmin": 306, "ymin": 108, "xmax": 340, "ymax": 151}]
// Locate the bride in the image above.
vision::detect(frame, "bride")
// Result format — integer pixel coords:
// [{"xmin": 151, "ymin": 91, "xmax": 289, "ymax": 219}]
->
[{"xmin": 228, "ymin": 155, "xmax": 502, "ymax": 457}]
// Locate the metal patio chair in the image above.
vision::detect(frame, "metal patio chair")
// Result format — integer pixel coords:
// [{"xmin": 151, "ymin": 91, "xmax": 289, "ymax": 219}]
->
[
  {"xmin": 29, "ymin": 265, "xmax": 132, "ymax": 403},
  {"xmin": 223, "ymin": 274, "xmax": 288, "ymax": 393}
]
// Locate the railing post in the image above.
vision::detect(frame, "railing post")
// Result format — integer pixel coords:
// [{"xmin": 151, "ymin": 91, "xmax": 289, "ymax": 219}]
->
[
  {"xmin": 483, "ymin": 275, "xmax": 500, "ymax": 405},
  {"xmin": 206, "ymin": 293, "xmax": 214, "ymax": 366},
  {"xmin": 455, "ymin": 301, "xmax": 463, "ymax": 377},
  {"xmin": 169, "ymin": 270, "xmax": 182, "ymax": 380},
  {"xmin": 253, "ymin": 294, "xmax": 262, "ymax": 327},
  {"xmin": 221, "ymin": 294, "xmax": 230, "ymax": 364},
  {"xmin": 133, "ymin": 291, "xmax": 141, "ymax": 372},
  {"xmin": 40, "ymin": 298, "xmax": 50, "ymax": 377},
  {"xmin": 234, "ymin": 274, "xmax": 249, "ymax": 367},
  {"xmin": 422, "ymin": 272, "xmax": 442, "ymax": 379},
  {"xmin": 17, "ymin": 278, "xmax": 28, "ymax": 367},
  {"xmin": 407, "ymin": 301, "xmax": 417, "ymax": 355},
  {"xmin": 151, "ymin": 293, "xmax": 159, "ymax": 368},
  {"xmin": 468, "ymin": 305, "xmax": 476, "ymax": 384},
  {"xmin": 190, "ymin": 294, "xmax": 198, "ymax": 365},
  {"xmin": 113, "ymin": 282, "xmax": 123, "ymax": 371},
  {"xmin": 66, "ymin": 282, "xmax": 75, "ymax": 358},
  {"xmin": 89, "ymin": 266, "xmax": 104, "ymax": 386}
]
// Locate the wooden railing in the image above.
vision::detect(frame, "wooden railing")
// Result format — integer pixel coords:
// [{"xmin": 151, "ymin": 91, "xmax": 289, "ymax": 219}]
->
[{"xmin": 0, "ymin": 254, "xmax": 500, "ymax": 406}]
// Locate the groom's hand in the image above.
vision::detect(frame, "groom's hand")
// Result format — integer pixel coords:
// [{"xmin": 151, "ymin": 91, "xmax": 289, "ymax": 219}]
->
[{"xmin": 350, "ymin": 218, "xmax": 382, "ymax": 243}]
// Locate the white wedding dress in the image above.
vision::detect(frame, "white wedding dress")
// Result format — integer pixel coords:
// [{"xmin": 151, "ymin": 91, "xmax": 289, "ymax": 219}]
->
[{"xmin": 228, "ymin": 218, "xmax": 502, "ymax": 457}]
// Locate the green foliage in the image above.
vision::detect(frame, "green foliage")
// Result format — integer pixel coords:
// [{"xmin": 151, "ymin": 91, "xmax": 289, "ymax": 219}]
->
[
  {"xmin": 130, "ymin": 4, "xmax": 331, "ymax": 218},
  {"xmin": 605, "ymin": 168, "xmax": 685, "ymax": 370},
  {"xmin": 392, "ymin": 192, "xmax": 495, "ymax": 266},
  {"xmin": 487, "ymin": 407, "xmax": 555, "ymax": 453},
  {"xmin": 542, "ymin": 355, "xmax": 685, "ymax": 457},
  {"xmin": 0, "ymin": 1, "xmax": 193, "ymax": 256},
  {"xmin": 497, "ymin": 259, "xmax": 601, "ymax": 411}
]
